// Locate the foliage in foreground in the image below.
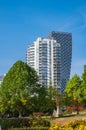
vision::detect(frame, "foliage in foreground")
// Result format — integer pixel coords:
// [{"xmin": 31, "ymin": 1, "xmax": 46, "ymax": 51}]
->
[
  {"xmin": 8, "ymin": 127, "xmax": 48, "ymax": 130},
  {"xmin": 0, "ymin": 116, "xmax": 50, "ymax": 130},
  {"xmin": 49, "ymin": 120, "xmax": 86, "ymax": 130}
]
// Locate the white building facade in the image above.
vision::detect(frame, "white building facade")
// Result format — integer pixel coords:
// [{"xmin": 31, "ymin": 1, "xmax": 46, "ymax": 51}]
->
[{"xmin": 27, "ymin": 37, "xmax": 61, "ymax": 90}]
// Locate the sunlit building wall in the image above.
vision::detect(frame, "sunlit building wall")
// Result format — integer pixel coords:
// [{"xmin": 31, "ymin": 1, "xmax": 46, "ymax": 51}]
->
[{"xmin": 27, "ymin": 37, "xmax": 61, "ymax": 90}]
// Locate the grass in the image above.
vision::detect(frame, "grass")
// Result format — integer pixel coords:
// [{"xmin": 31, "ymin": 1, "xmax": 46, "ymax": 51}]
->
[
  {"xmin": 48, "ymin": 110, "xmax": 86, "ymax": 126},
  {"xmin": 41, "ymin": 110, "xmax": 86, "ymax": 126}
]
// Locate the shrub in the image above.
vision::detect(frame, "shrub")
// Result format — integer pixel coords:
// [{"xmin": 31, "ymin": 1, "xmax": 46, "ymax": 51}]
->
[
  {"xmin": 0, "ymin": 118, "xmax": 30, "ymax": 130},
  {"xmin": 9, "ymin": 127, "xmax": 49, "ymax": 130},
  {"xmin": 0, "ymin": 116, "xmax": 50, "ymax": 130},
  {"xmin": 49, "ymin": 120, "xmax": 86, "ymax": 130}
]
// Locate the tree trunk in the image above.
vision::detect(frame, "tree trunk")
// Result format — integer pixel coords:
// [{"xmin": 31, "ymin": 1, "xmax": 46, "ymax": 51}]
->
[
  {"xmin": 19, "ymin": 110, "xmax": 22, "ymax": 118},
  {"xmin": 76, "ymin": 100, "xmax": 79, "ymax": 115},
  {"xmin": 0, "ymin": 125, "xmax": 1, "ymax": 130},
  {"xmin": 53, "ymin": 105, "xmax": 61, "ymax": 117}
]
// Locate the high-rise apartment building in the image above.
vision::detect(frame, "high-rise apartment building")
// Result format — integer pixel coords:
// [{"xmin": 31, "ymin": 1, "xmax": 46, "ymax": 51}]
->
[
  {"xmin": 48, "ymin": 31, "xmax": 72, "ymax": 92},
  {"xmin": 26, "ymin": 31, "xmax": 72, "ymax": 93}
]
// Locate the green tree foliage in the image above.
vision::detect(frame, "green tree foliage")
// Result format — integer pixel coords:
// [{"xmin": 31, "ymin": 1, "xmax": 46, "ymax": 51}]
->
[
  {"xmin": 37, "ymin": 86, "xmax": 48, "ymax": 112},
  {"xmin": 65, "ymin": 74, "xmax": 81, "ymax": 99},
  {"xmin": 0, "ymin": 60, "xmax": 39, "ymax": 117},
  {"xmin": 45, "ymin": 86, "xmax": 61, "ymax": 115},
  {"xmin": 65, "ymin": 74, "xmax": 81, "ymax": 114},
  {"xmin": 30, "ymin": 86, "xmax": 48, "ymax": 113},
  {"xmin": 80, "ymin": 65, "xmax": 86, "ymax": 105},
  {"xmin": 28, "ymin": 86, "xmax": 61, "ymax": 115},
  {"xmin": 28, "ymin": 86, "xmax": 58, "ymax": 113}
]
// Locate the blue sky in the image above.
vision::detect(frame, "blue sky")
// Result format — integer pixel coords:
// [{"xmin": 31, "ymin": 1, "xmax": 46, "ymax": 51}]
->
[{"xmin": 0, "ymin": 0, "xmax": 86, "ymax": 78}]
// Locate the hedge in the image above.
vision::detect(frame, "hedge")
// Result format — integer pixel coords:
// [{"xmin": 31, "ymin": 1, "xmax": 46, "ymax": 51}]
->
[
  {"xmin": 0, "ymin": 117, "xmax": 50, "ymax": 130},
  {"xmin": 9, "ymin": 127, "xmax": 49, "ymax": 130}
]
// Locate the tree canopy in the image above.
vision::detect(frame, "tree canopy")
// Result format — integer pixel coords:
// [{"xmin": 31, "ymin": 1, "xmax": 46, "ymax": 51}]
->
[
  {"xmin": 0, "ymin": 60, "xmax": 39, "ymax": 116},
  {"xmin": 65, "ymin": 74, "xmax": 81, "ymax": 99},
  {"xmin": 80, "ymin": 65, "xmax": 86, "ymax": 105}
]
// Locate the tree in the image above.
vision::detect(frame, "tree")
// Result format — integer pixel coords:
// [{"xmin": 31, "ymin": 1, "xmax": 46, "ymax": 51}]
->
[
  {"xmin": 31, "ymin": 86, "xmax": 48, "ymax": 113},
  {"xmin": 29, "ymin": 86, "xmax": 57, "ymax": 114},
  {"xmin": 65, "ymin": 74, "xmax": 81, "ymax": 114},
  {"xmin": 0, "ymin": 60, "xmax": 39, "ymax": 117},
  {"xmin": 29, "ymin": 85, "xmax": 61, "ymax": 117},
  {"xmin": 80, "ymin": 65, "xmax": 86, "ymax": 105},
  {"xmin": 46, "ymin": 86, "xmax": 62, "ymax": 117}
]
